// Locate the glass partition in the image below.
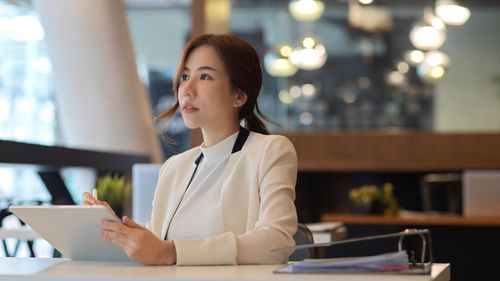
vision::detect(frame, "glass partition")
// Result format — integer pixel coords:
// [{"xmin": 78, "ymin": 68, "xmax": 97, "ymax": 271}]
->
[
  {"xmin": 126, "ymin": 0, "xmax": 500, "ymax": 135},
  {"xmin": 0, "ymin": 0, "xmax": 57, "ymax": 145}
]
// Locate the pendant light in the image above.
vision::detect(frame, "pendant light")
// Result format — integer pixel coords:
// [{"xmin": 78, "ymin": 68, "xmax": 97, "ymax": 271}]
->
[
  {"xmin": 288, "ymin": 0, "xmax": 325, "ymax": 22},
  {"xmin": 289, "ymin": 36, "xmax": 327, "ymax": 70},
  {"xmin": 409, "ymin": 7, "xmax": 446, "ymax": 50},
  {"xmin": 404, "ymin": 50, "xmax": 425, "ymax": 66},
  {"xmin": 416, "ymin": 50, "xmax": 450, "ymax": 83},
  {"xmin": 264, "ymin": 43, "xmax": 298, "ymax": 77},
  {"xmin": 435, "ymin": 0, "xmax": 471, "ymax": 26}
]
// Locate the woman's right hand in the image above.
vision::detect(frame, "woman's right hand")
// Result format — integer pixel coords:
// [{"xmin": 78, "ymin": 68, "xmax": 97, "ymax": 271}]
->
[{"xmin": 81, "ymin": 192, "xmax": 117, "ymax": 217}]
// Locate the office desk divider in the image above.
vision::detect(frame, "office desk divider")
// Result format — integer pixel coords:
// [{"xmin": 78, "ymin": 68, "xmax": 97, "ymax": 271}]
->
[{"xmin": 273, "ymin": 229, "xmax": 432, "ymax": 274}]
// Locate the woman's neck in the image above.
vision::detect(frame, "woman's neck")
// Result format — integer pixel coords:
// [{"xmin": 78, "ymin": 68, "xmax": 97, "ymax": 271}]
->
[{"xmin": 201, "ymin": 122, "xmax": 240, "ymax": 148}]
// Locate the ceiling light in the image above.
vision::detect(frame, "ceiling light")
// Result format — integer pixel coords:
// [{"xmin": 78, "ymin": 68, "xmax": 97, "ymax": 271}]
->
[
  {"xmin": 409, "ymin": 8, "xmax": 446, "ymax": 50},
  {"xmin": 299, "ymin": 112, "xmax": 313, "ymax": 125},
  {"xmin": 429, "ymin": 65, "xmax": 445, "ymax": 78},
  {"xmin": 358, "ymin": 0, "xmax": 374, "ymax": 5},
  {"xmin": 289, "ymin": 36, "xmax": 327, "ymax": 70},
  {"xmin": 263, "ymin": 43, "xmax": 298, "ymax": 77},
  {"xmin": 417, "ymin": 64, "xmax": 445, "ymax": 82},
  {"xmin": 423, "ymin": 50, "xmax": 450, "ymax": 68},
  {"xmin": 410, "ymin": 16, "xmax": 446, "ymax": 50},
  {"xmin": 385, "ymin": 71, "xmax": 407, "ymax": 88},
  {"xmin": 417, "ymin": 51, "xmax": 450, "ymax": 83},
  {"xmin": 410, "ymin": 25, "xmax": 445, "ymax": 49},
  {"xmin": 396, "ymin": 61, "xmax": 410, "ymax": 74},
  {"xmin": 348, "ymin": 2, "xmax": 393, "ymax": 33},
  {"xmin": 289, "ymin": 85, "xmax": 302, "ymax": 98},
  {"xmin": 404, "ymin": 50, "xmax": 425, "ymax": 65},
  {"xmin": 278, "ymin": 90, "xmax": 293, "ymax": 104},
  {"xmin": 301, "ymin": 83, "xmax": 316, "ymax": 97},
  {"xmin": 288, "ymin": 0, "xmax": 325, "ymax": 22},
  {"xmin": 435, "ymin": 0, "xmax": 471, "ymax": 26},
  {"xmin": 279, "ymin": 44, "xmax": 293, "ymax": 57},
  {"xmin": 263, "ymin": 57, "xmax": 297, "ymax": 77},
  {"xmin": 302, "ymin": 36, "xmax": 316, "ymax": 49}
]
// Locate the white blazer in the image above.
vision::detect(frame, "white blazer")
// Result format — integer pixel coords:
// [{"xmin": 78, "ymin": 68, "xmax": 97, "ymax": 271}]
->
[{"xmin": 149, "ymin": 131, "xmax": 298, "ymax": 265}]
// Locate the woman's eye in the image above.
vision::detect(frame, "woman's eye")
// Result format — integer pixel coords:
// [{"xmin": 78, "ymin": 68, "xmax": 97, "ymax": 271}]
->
[
  {"xmin": 200, "ymin": 74, "xmax": 212, "ymax": 80},
  {"xmin": 180, "ymin": 74, "xmax": 189, "ymax": 82}
]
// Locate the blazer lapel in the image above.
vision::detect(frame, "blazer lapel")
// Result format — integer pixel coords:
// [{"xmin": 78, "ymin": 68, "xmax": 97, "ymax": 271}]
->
[{"xmin": 160, "ymin": 158, "xmax": 199, "ymax": 240}]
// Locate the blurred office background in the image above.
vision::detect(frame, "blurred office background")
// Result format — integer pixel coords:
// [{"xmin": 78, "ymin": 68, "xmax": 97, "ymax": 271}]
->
[
  {"xmin": 1, "ymin": 1, "xmax": 500, "ymax": 279},
  {"xmin": 1, "ymin": 0, "xmax": 499, "ymax": 203}
]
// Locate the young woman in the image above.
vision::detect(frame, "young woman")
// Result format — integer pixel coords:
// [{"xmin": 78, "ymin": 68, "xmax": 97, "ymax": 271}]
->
[{"xmin": 83, "ymin": 34, "xmax": 298, "ymax": 266}]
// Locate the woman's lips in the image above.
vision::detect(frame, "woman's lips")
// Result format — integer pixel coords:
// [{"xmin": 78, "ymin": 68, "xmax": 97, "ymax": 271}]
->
[{"xmin": 183, "ymin": 104, "xmax": 198, "ymax": 113}]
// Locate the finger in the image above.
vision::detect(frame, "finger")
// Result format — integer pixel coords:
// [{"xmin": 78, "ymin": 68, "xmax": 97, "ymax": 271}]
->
[
  {"xmin": 98, "ymin": 201, "xmax": 112, "ymax": 209},
  {"xmin": 122, "ymin": 216, "xmax": 146, "ymax": 230},
  {"xmin": 101, "ymin": 229, "xmax": 128, "ymax": 248},
  {"xmin": 82, "ymin": 192, "xmax": 111, "ymax": 209},
  {"xmin": 96, "ymin": 201, "xmax": 117, "ymax": 217},
  {"xmin": 100, "ymin": 220, "xmax": 129, "ymax": 234},
  {"xmin": 82, "ymin": 192, "xmax": 96, "ymax": 204},
  {"xmin": 100, "ymin": 219, "xmax": 121, "ymax": 231},
  {"xmin": 101, "ymin": 229, "xmax": 143, "ymax": 261}
]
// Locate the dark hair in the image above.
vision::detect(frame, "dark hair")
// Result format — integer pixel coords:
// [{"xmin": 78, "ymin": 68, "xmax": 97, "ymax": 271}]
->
[{"xmin": 156, "ymin": 33, "xmax": 277, "ymax": 135}]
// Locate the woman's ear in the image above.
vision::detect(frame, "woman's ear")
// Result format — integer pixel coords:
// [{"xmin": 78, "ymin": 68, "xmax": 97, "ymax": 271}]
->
[{"xmin": 233, "ymin": 89, "xmax": 248, "ymax": 109}]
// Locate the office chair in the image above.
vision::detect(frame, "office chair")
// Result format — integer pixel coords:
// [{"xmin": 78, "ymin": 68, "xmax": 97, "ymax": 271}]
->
[{"xmin": 289, "ymin": 223, "xmax": 315, "ymax": 261}]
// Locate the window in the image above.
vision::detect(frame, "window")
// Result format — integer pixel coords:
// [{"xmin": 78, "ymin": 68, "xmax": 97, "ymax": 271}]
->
[{"xmin": 0, "ymin": 1, "xmax": 55, "ymax": 206}]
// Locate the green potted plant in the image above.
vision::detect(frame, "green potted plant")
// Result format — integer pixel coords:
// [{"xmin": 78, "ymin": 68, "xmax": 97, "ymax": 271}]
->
[
  {"xmin": 349, "ymin": 182, "xmax": 401, "ymax": 216},
  {"xmin": 95, "ymin": 173, "xmax": 131, "ymax": 217}
]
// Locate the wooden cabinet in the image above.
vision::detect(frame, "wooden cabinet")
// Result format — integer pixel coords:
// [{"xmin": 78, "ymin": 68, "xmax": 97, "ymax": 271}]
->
[
  {"xmin": 282, "ymin": 131, "xmax": 500, "ymax": 172},
  {"xmin": 281, "ymin": 131, "xmax": 500, "ymax": 223}
]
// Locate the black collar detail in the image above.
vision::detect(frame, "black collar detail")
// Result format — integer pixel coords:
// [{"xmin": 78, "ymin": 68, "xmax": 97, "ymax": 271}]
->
[
  {"xmin": 194, "ymin": 153, "xmax": 204, "ymax": 165},
  {"xmin": 193, "ymin": 126, "xmax": 249, "ymax": 165},
  {"xmin": 231, "ymin": 126, "xmax": 249, "ymax": 154}
]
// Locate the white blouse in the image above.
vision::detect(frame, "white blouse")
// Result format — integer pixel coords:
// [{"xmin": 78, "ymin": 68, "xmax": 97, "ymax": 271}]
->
[{"xmin": 166, "ymin": 131, "xmax": 239, "ymax": 241}]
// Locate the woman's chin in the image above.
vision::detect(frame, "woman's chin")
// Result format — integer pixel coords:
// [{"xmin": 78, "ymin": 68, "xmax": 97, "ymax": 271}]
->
[{"xmin": 183, "ymin": 121, "xmax": 201, "ymax": 130}]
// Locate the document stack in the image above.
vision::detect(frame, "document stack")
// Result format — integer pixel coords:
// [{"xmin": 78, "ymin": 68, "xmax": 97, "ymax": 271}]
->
[{"xmin": 274, "ymin": 229, "xmax": 432, "ymax": 274}]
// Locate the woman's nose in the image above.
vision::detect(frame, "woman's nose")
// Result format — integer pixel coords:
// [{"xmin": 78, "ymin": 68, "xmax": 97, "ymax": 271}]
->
[{"xmin": 180, "ymin": 80, "xmax": 195, "ymax": 99}]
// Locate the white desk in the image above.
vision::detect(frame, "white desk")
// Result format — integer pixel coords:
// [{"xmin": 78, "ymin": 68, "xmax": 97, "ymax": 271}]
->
[{"xmin": 0, "ymin": 257, "xmax": 450, "ymax": 281}]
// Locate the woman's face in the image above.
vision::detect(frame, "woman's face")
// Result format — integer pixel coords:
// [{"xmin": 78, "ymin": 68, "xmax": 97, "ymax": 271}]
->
[{"xmin": 177, "ymin": 45, "xmax": 245, "ymax": 131}]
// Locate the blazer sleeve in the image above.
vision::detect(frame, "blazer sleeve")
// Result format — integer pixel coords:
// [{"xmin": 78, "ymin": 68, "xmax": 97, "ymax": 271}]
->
[{"xmin": 173, "ymin": 136, "xmax": 298, "ymax": 265}]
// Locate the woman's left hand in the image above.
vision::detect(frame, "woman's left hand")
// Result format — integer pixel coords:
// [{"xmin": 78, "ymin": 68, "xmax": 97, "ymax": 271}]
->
[{"xmin": 100, "ymin": 216, "xmax": 176, "ymax": 265}]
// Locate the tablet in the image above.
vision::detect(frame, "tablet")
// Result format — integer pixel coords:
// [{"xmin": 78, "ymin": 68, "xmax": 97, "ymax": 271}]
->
[{"xmin": 9, "ymin": 205, "xmax": 131, "ymax": 262}]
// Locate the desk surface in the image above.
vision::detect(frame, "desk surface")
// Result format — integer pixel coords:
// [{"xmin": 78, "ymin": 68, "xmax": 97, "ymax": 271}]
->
[{"xmin": 0, "ymin": 258, "xmax": 450, "ymax": 281}]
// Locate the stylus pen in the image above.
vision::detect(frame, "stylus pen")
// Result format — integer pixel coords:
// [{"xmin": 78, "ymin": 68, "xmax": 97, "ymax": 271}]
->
[{"xmin": 92, "ymin": 188, "xmax": 98, "ymax": 201}]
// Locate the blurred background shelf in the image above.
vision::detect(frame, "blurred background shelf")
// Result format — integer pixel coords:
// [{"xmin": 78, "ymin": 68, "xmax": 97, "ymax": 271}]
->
[
  {"xmin": 283, "ymin": 132, "xmax": 500, "ymax": 172},
  {"xmin": 0, "ymin": 140, "xmax": 150, "ymax": 172}
]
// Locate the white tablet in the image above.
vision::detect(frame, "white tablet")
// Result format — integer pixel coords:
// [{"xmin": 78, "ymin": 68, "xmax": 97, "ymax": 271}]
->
[{"xmin": 9, "ymin": 205, "xmax": 131, "ymax": 262}]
